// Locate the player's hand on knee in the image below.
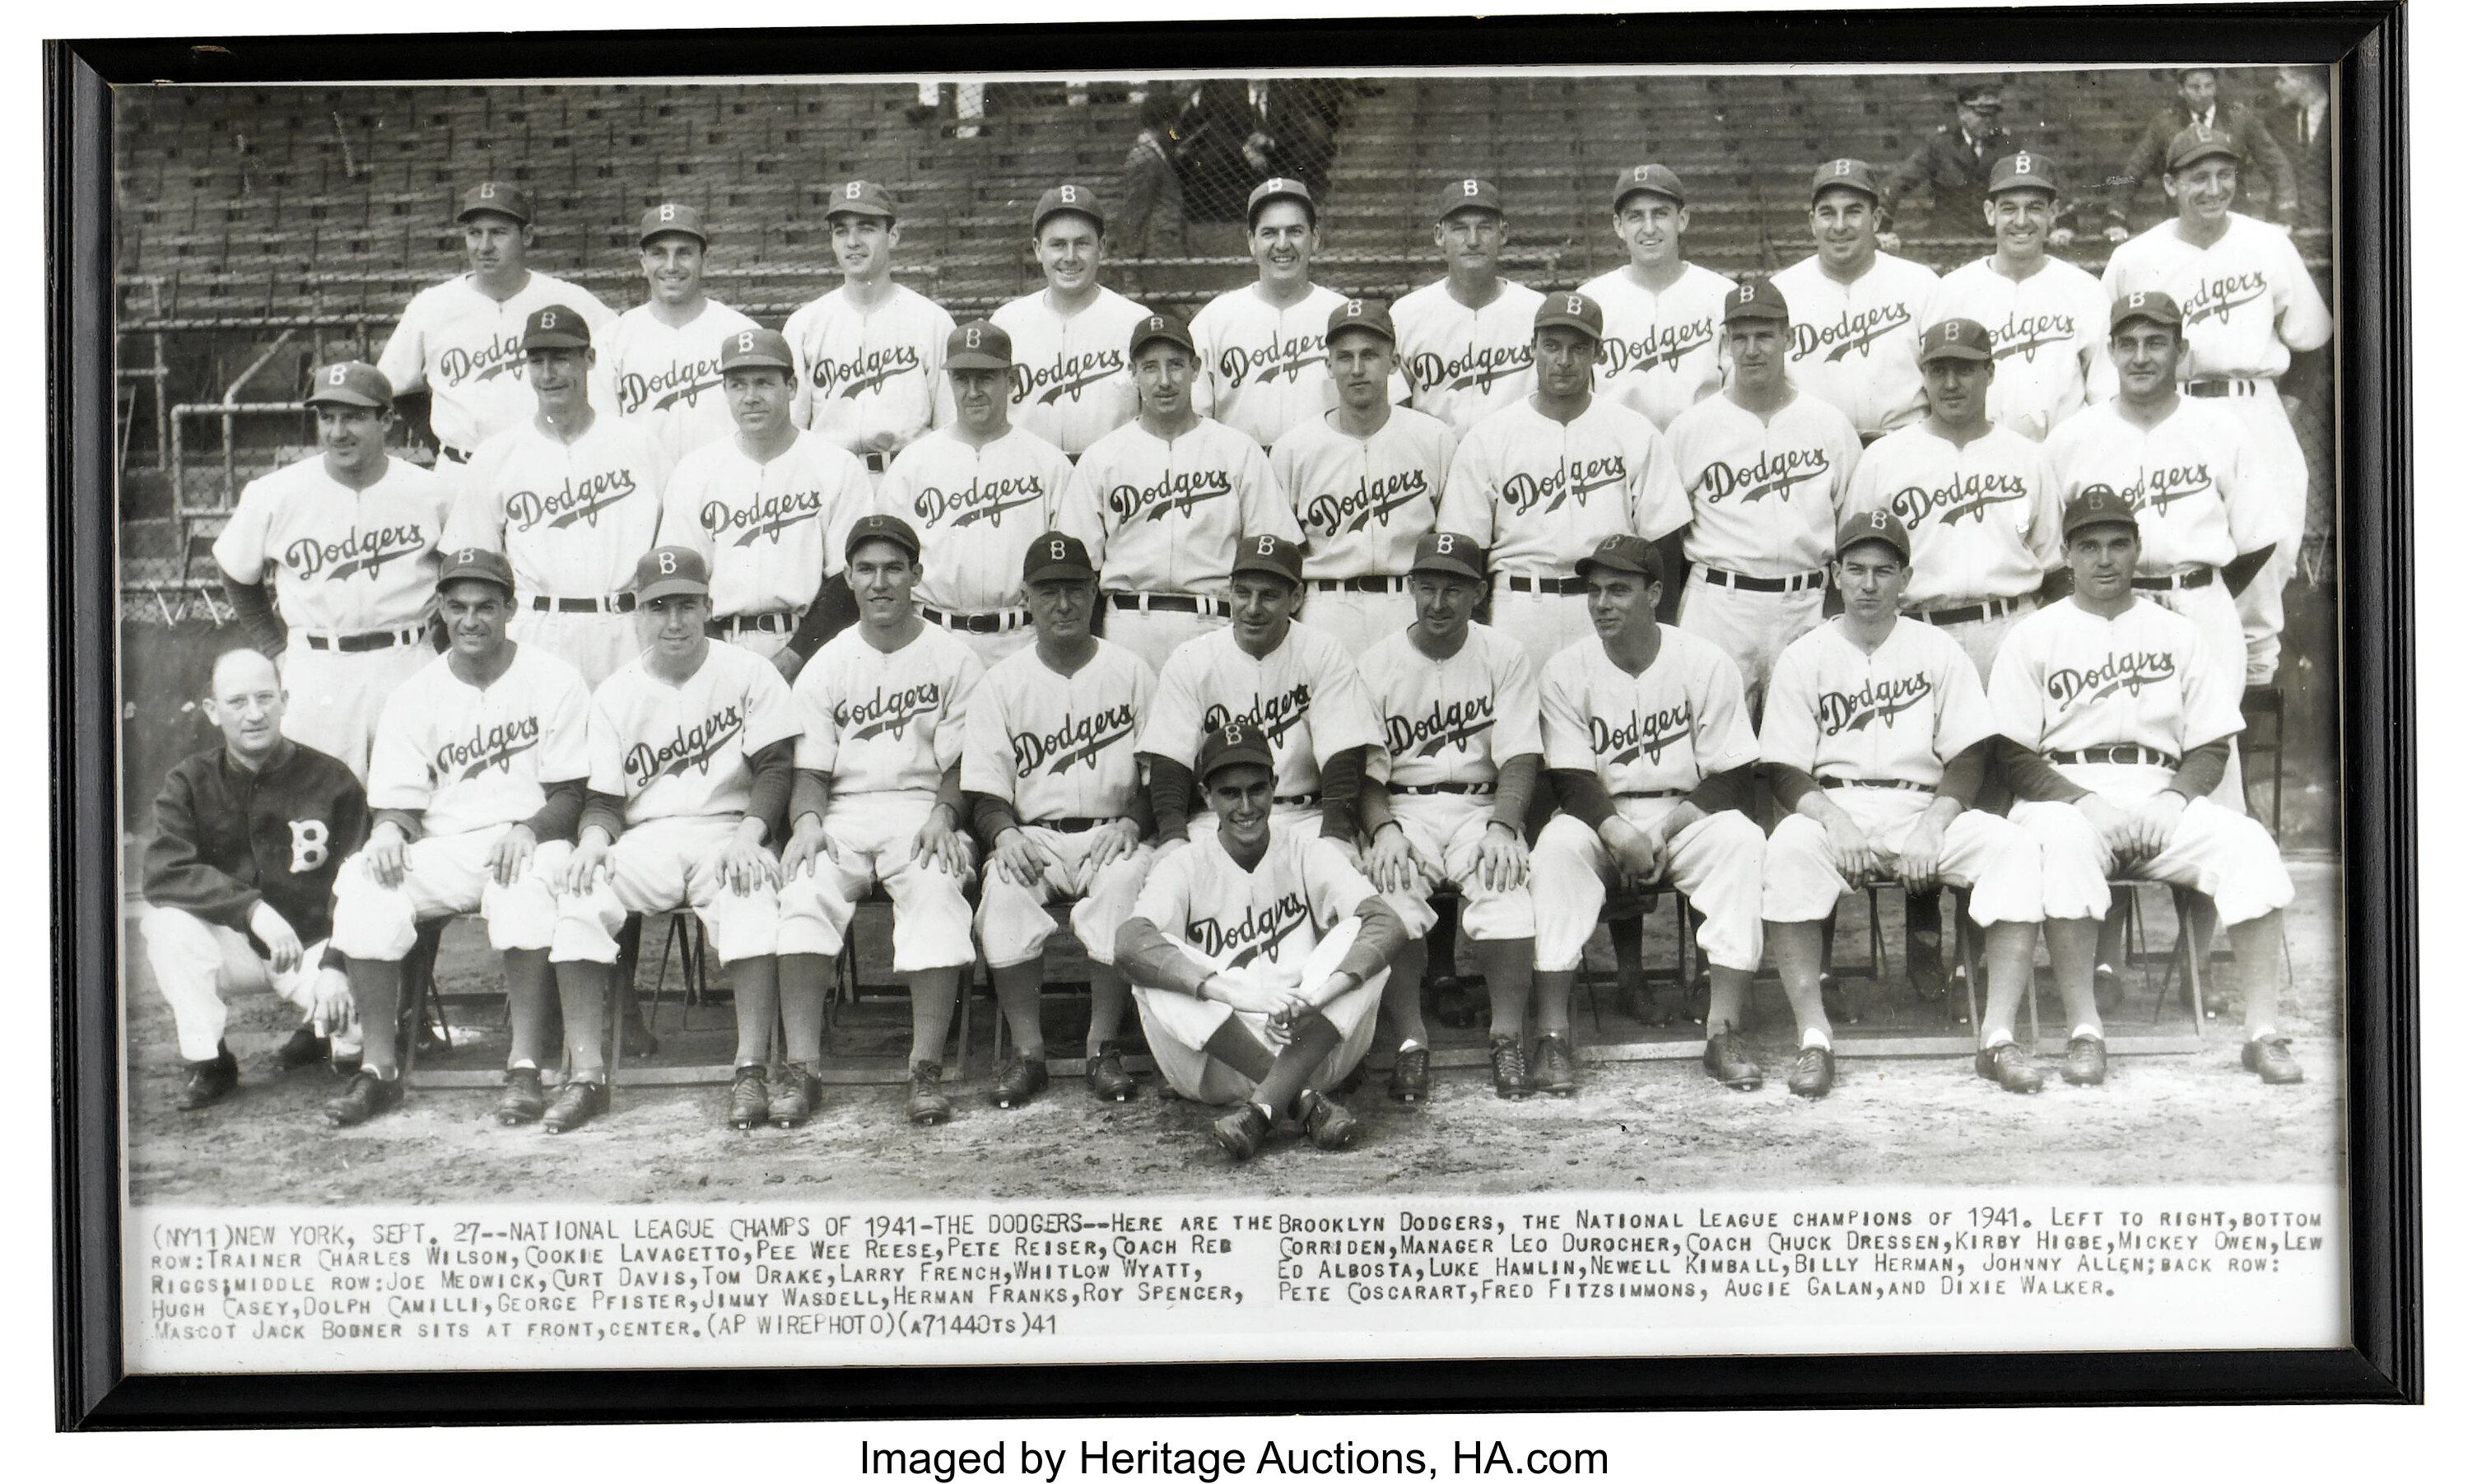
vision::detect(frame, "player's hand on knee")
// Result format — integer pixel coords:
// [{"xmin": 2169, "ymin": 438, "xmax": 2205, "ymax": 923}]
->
[
  {"xmin": 1365, "ymin": 822, "xmax": 1418, "ymax": 895},
  {"xmin": 915, "ymin": 808, "xmax": 976, "ymax": 881},
  {"xmin": 1602, "ymin": 817, "xmax": 1665, "ymax": 887},
  {"xmin": 1893, "ymin": 817, "xmax": 1948, "ymax": 895},
  {"xmin": 1477, "ymin": 821, "xmax": 1530, "ymax": 893},
  {"xmin": 487, "ymin": 823, "xmax": 538, "ymax": 888},
  {"xmin": 2075, "ymin": 797, "xmax": 2139, "ymax": 864},
  {"xmin": 248, "ymin": 901, "xmax": 304, "ymax": 975},
  {"xmin": 991, "ymin": 826, "xmax": 1059, "ymax": 889},
  {"xmin": 561, "ymin": 838, "xmax": 610, "ymax": 896},
  {"xmin": 779, "ymin": 817, "xmax": 832, "ymax": 880},
  {"xmin": 2133, "ymin": 792, "xmax": 2189, "ymax": 858},
  {"xmin": 1083, "ymin": 817, "xmax": 1143, "ymax": 877},
  {"xmin": 364, "ymin": 821, "xmax": 409, "ymax": 891}
]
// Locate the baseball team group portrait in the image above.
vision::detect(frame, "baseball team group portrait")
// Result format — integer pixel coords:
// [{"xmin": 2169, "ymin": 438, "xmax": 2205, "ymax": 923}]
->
[{"xmin": 107, "ymin": 58, "xmax": 2351, "ymax": 1208}]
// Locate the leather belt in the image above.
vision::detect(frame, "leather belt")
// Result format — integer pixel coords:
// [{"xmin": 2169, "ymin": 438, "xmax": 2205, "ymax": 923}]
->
[
  {"xmin": 1697, "ymin": 566, "xmax": 1827, "ymax": 594},
  {"xmin": 532, "ymin": 593, "xmax": 636, "ymax": 614},
  {"xmin": 1614, "ymin": 789, "xmax": 1688, "ymax": 800},
  {"xmin": 1500, "ymin": 575, "xmax": 1587, "ymax": 595},
  {"xmin": 2186, "ymin": 377, "xmax": 2273, "ymax": 398},
  {"xmin": 922, "ymin": 603, "xmax": 1028, "ymax": 635},
  {"xmin": 1029, "ymin": 816, "xmax": 1120, "ymax": 834},
  {"xmin": 1107, "ymin": 591, "xmax": 1227, "ymax": 616},
  {"xmin": 1820, "ymin": 777, "xmax": 1935, "ymax": 793},
  {"xmin": 1273, "ymin": 793, "xmax": 1320, "ymax": 807},
  {"xmin": 302, "ymin": 626, "xmax": 424, "ymax": 654},
  {"xmin": 707, "ymin": 610, "xmax": 797, "ymax": 636},
  {"xmin": 1395, "ymin": 781, "xmax": 1497, "ymax": 796},
  {"xmin": 861, "ymin": 451, "xmax": 889, "ymax": 473},
  {"xmin": 1919, "ymin": 595, "xmax": 2026, "ymax": 626},
  {"xmin": 1311, "ymin": 575, "xmax": 1409, "ymax": 593},
  {"xmin": 2050, "ymin": 745, "xmax": 2181, "ymax": 768},
  {"xmin": 2133, "ymin": 566, "xmax": 2216, "ymax": 591},
  {"xmin": 439, "ymin": 445, "xmax": 473, "ymax": 465}
]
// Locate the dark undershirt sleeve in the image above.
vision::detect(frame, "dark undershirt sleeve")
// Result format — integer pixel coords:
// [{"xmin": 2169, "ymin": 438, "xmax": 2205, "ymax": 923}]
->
[
  {"xmin": 1145, "ymin": 753, "xmax": 1195, "ymax": 841},
  {"xmin": 1115, "ymin": 919, "xmax": 1214, "ymax": 998},
  {"xmin": 746, "ymin": 739, "xmax": 795, "ymax": 843},
  {"xmin": 1357, "ymin": 779, "xmax": 1397, "ymax": 838},
  {"xmin": 1685, "ymin": 762, "xmax": 1756, "ymax": 816},
  {"xmin": 967, "ymin": 791, "xmax": 1023, "ymax": 846},
  {"xmin": 2166, "ymin": 738, "xmax": 2229, "ymax": 800},
  {"xmin": 373, "ymin": 807, "xmax": 425, "ymax": 843},
  {"xmin": 1548, "ymin": 768, "xmax": 1616, "ymax": 830},
  {"xmin": 786, "ymin": 571, "xmax": 859, "ymax": 660},
  {"xmin": 1995, "ymin": 735, "xmax": 2091, "ymax": 805},
  {"xmin": 1652, "ymin": 528, "xmax": 1692, "ymax": 625},
  {"xmin": 1935, "ymin": 739, "xmax": 1991, "ymax": 809},
  {"xmin": 1317, "ymin": 746, "xmax": 1366, "ymax": 846},
  {"xmin": 223, "ymin": 577, "xmax": 287, "ymax": 656},
  {"xmin": 1489, "ymin": 753, "xmax": 1540, "ymax": 831},
  {"xmin": 578, "ymin": 789, "xmax": 629, "ymax": 843},
  {"xmin": 1765, "ymin": 761, "xmax": 1821, "ymax": 813},
  {"xmin": 789, "ymin": 768, "xmax": 833, "ymax": 830},
  {"xmin": 1336, "ymin": 895, "xmax": 1409, "ymax": 984},
  {"xmin": 520, "ymin": 777, "xmax": 586, "ymax": 844},
  {"xmin": 2222, "ymin": 542, "xmax": 2275, "ymax": 597}
]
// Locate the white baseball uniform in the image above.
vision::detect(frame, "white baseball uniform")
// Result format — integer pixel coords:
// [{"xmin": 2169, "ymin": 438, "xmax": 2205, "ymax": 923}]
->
[
  {"xmin": 878, "ymin": 425, "xmax": 1078, "ymax": 666},
  {"xmin": 328, "ymin": 646, "xmax": 591, "ymax": 961},
  {"xmin": 1758, "ymin": 617, "xmax": 2042, "ymax": 926},
  {"xmin": 963, "ymin": 639, "xmax": 1157, "ymax": 968},
  {"xmin": 599, "ymin": 299, "xmax": 761, "ymax": 467},
  {"xmin": 1771, "ymin": 251, "xmax": 1940, "ymax": 439},
  {"xmin": 213, "ymin": 452, "xmax": 453, "ymax": 780},
  {"xmin": 777, "ymin": 624, "xmax": 984, "ymax": 972},
  {"xmin": 1273, "ymin": 406, "xmax": 1456, "ymax": 654},
  {"xmin": 1433, "ymin": 396, "xmax": 1692, "ymax": 668},
  {"xmin": 1666, "ymin": 388, "xmax": 1865, "ymax": 714},
  {"xmin": 552, "ymin": 640, "xmax": 803, "ymax": 965},
  {"xmin": 1141, "ymin": 621, "xmax": 1385, "ymax": 840},
  {"xmin": 656, "ymin": 428, "xmax": 874, "ymax": 656},
  {"xmin": 376, "ymin": 272, "xmax": 617, "ymax": 457},
  {"xmin": 989, "ymin": 285, "xmax": 1151, "ymax": 457},
  {"xmin": 1578, "ymin": 262, "xmax": 1735, "ymax": 431},
  {"xmin": 1390, "ymin": 277, "xmax": 1545, "ymax": 435},
  {"xmin": 1922, "ymin": 256, "xmax": 2117, "ymax": 442},
  {"xmin": 1993, "ymin": 597, "xmax": 2293, "ymax": 926},
  {"xmin": 1529, "ymin": 627, "xmax": 1766, "ymax": 975},
  {"xmin": 1190, "ymin": 282, "xmax": 1409, "ymax": 451},
  {"xmin": 782, "ymin": 282, "xmax": 957, "ymax": 467},
  {"xmin": 1359, "ymin": 621, "xmax": 1543, "ymax": 941}
]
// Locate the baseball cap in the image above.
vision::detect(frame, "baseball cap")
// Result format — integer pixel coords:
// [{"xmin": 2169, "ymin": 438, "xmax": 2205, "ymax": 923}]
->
[
  {"xmin": 1723, "ymin": 277, "xmax": 1789, "ymax": 324},
  {"xmin": 303, "ymin": 360, "xmax": 393, "ymax": 409},
  {"xmin": 1197, "ymin": 721, "xmax": 1277, "ymax": 785},
  {"xmin": 1325, "ymin": 297, "xmax": 1396, "ymax": 346},
  {"xmin": 2110, "ymin": 290, "xmax": 2185, "ymax": 333},
  {"xmin": 824, "ymin": 179, "xmax": 898, "ymax": 221},
  {"xmin": 1917, "ymin": 317, "xmax": 1995, "ymax": 365},
  {"xmin": 1229, "ymin": 533, "xmax": 1304, "ymax": 587},
  {"xmin": 1612, "ymin": 163, "xmax": 1687, "ymax": 212},
  {"xmin": 456, "ymin": 181, "xmax": 533, "ymax": 226},
  {"xmin": 435, "ymin": 547, "xmax": 516, "ymax": 598},
  {"xmin": 1128, "ymin": 309, "xmax": 1195, "ymax": 360},
  {"xmin": 630, "ymin": 547, "xmax": 710, "ymax": 604},
  {"xmin": 1987, "ymin": 151, "xmax": 2060, "ymax": 197},
  {"xmin": 1954, "ymin": 80, "xmax": 2004, "ymax": 108},
  {"xmin": 1022, "ymin": 531, "xmax": 1097, "ymax": 586},
  {"xmin": 1533, "ymin": 291, "xmax": 1605, "ymax": 340},
  {"xmin": 520, "ymin": 305, "xmax": 592, "ymax": 351},
  {"xmin": 2167, "ymin": 123, "xmax": 2243, "ymax": 172},
  {"xmin": 1834, "ymin": 509, "xmax": 1911, "ymax": 565},
  {"xmin": 1409, "ymin": 531, "xmax": 1487, "ymax": 583},
  {"xmin": 844, "ymin": 513, "xmax": 922, "ymax": 564},
  {"xmin": 1437, "ymin": 177, "xmax": 1504, "ymax": 221},
  {"xmin": 946, "ymin": 320, "xmax": 1013, "ymax": 371},
  {"xmin": 1574, "ymin": 533, "xmax": 1663, "ymax": 584},
  {"xmin": 1810, "ymin": 158, "xmax": 1881, "ymax": 203},
  {"xmin": 718, "ymin": 327, "xmax": 795, "ymax": 374},
  {"xmin": 637, "ymin": 202, "xmax": 708, "ymax": 246},
  {"xmin": 1032, "ymin": 183, "xmax": 1105, "ymax": 235},
  {"xmin": 1246, "ymin": 176, "xmax": 1315, "ymax": 227},
  {"xmin": 2061, "ymin": 488, "xmax": 2142, "ymax": 541}
]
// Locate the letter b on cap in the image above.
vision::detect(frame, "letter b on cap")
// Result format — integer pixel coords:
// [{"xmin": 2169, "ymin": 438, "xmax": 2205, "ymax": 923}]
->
[
  {"xmin": 1256, "ymin": 536, "xmax": 1278, "ymax": 556},
  {"xmin": 658, "ymin": 551, "xmax": 678, "ymax": 575},
  {"xmin": 1566, "ymin": 295, "xmax": 1584, "ymax": 314},
  {"xmin": 1049, "ymin": 538, "xmax": 1068, "ymax": 561},
  {"xmin": 1435, "ymin": 533, "xmax": 1456, "ymax": 553},
  {"xmin": 966, "ymin": 328, "xmax": 982, "ymax": 347},
  {"xmin": 845, "ymin": 182, "xmax": 863, "ymax": 199},
  {"xmin": 660, "ymin": 202, "xmax": 678, "ymax": 221},
  {"xmin": 737, "ymin": 330, "xmax": 755, "ymax": 352},
  {"xmin": 1059, "ymin": 184, "xmax": 1078, "ymax": 203},
  {"xmin": 1462, "ymin": 179, "xmax": 1480, "ymax": 196},
  {"xmin": 541, "ymin": 309, "xmax": 558, "ymax": 328},
  {"xmin": 328, "ymin": 365, "xmax": 348, "ymax": 385}
]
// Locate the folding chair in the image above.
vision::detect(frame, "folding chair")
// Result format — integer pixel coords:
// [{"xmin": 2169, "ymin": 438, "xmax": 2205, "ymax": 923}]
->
[{"xmin": 822, "ymin": 884, "xmax": 980, "ymax": 1077}]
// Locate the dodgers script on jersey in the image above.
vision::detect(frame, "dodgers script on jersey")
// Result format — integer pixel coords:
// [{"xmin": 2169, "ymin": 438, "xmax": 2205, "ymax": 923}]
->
[
  {"xmin": 878, "ymin": 426, "xmax": 1078, "ymax": 612},
  {"xmin": 588, "ymin": 640, "xmax": 802, "ymax": 826},
  {"xmin": 1923, "ymin": 256, "xmax": 2119, "ymax": 441},
  {"xmin": 2102, "ymin": 213, "xmax": 2334, "ymax": 382},
  {"xmin": 1270, "ymin": 407, "xmax": 1456, "ymax": 580},
  {"xmin": 793, "ymin": 624, "xmax": 983, "ymax": 796},
  {"xmin": 1434, "ymin": 399, "xmax": 1690, "ymax": 576},
  {"xmin": 1132, "ymin": 829, "xmax": 1376, "ymax": 974},
  {"xmin": 962, "ymin": 640, "xmax": 1156, "ymax": 822},
  {"xmin": 1666, "ymin": 389, "xmax": 1865, "ymax": 575},
  {"xmin": 1577, "ymin": 263, "xmax": 1735, "ymax": 430},
  {"xmin": 655, "ymin": 429, "xmax": 875, "ymax": 615},
  {"xmin": 1053, "ymin": 419, "xmax": 1299, "ymax": 595},
  {"xmin": 783, "ymin": 283, "xmax": 957, "ymax": 457},
  {"xmin": 1190, "ymin": 283, "xmax": 1410, "ymax": 450},
  {"xmin": 1759, "ymin": 617, "xmax": 1995, "ymax": 789},
  {"xmin": 1771, "ymin": 252, "xmax": 1939, "ymax": 438},
  {"xmin": 1358, "ymin": 622, "xmax": 1544, "ymax": 789},
  {"xmin": 213, "ymin": 454, "xmax": 451, "ymax": 631},
  {"xmin": 1846, "ymin": 422, "xmax": 2063, "ymax": 607},
  {"xmin": 2043, "ymin": 400, "xmax": 2284, "ymax": 572},
  {"xmin": 1539, "ymin": 626, "xmax": 1760, "ymax": 796},
  {"xmin": 375, "ymin": 273, "xmax": 617, "ymax": 454},
  {"xmin": 1139, "ymin": 625, "xmax": 1385, "ymax": 797},
  {"xmin": 989, "ymin": 286, "xmax": 1151, "ymax": 456},
  {"xmin": 366, "ymin": 647, "xmax": 593, "ymax": 839},
  {"xmin": 1988, "ymin": 597, "xmax": 2242, "ymax": 758},
  {"xmin": 443, "ymin": 415, "xmax": 673, "ymax": 600},
  {"xmin": 598, "ymin": 299, "xmax": 761, "ymax": 466},
  {"xmin": 1390, "ymin": 278, "xmax": 1544, "ymax": 435}
]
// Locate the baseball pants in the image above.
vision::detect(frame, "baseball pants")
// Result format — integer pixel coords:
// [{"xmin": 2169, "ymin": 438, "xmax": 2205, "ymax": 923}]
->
[
  {"xmin": 551, "ymin": 814, "xmax": 780, "ymax": 965},
  {"xmin": 2009, "ymin": 762, "xmax": 2295, "ymax": 926},
  {"xmin": 976, "ymin": 825, "xmax": 1155, "ymax": 969},
  {"xmin": 1488, "ymin": 588, "xmax": 1595, "ymax": 672},
  {"xmin": 510, "ymin": 607, "xmax": 639, "ymax": 691},
  {"xmin": 1921, "ymin": 598, "xmax": 2038, "ymax": 683},
  {"xmin": 2148, "ymin": 579, "xmax": 2249, "ymax": 812},
  {"xmin": 1130, "ymin": 916, "xmax": 1388, "ymax": 1105},
  {"xmin": 1296, "ymin": 588, "xmax": 1415, "ymax": 658},
  {"xmin": 1102, "ymin": 601, "xmax": 1228, "ymax": 677},
  {"xmin": 1761, "ymin": 788, "xmax": 2042, "ymax": 925},
  {"xmin": 1676, "ymin": 574, "xmax": 1825, "ymax": 720},
  {"xmin": 775, "ymin": 791, "xmax": 975, "ymax": 971},
  {"xmin": 277, "ymin": 639, "xmax": 431, "ymax": 784},
  {"xmin": 720, "ymin": 628, "xmax": 791, "ymax": 663},
  {"xmin": 329, "ymin": 825, "xmax": 573, "ymax": 960},
  {"xmin": 139, "ymin": 906, "xmax": 357, "ymax": 1062},
  {"xmin": 936, "ymin": 621, "xmax": 1036, "ymax": 671},
  {"xmin": 1529, "ymin": 799, "xmax": 1766, "ymax": 974},
  {"xmin": 1372, "ymin": 791, "xmax": 1535, "ymax": 940},
  {"xmin": 2214, "ymin": 389, "xmax": 2311, "ymax": 686}
]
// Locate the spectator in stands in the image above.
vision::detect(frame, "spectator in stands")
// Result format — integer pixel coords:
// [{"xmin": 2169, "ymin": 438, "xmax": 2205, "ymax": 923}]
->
[
  {"xmin": 1114, "ymin": 92, "xmax": 1188, "ymax": 265},
  {"xmin": 2102, "ymin": 68, "xmax": 2298, "ymax": 240},
  {"xmin": 1174, "ymin": 80, "xmax": 1339, "ymax": 224},
  {"xmin": 1878, "ymin": 81, "xmax": 2015, "ymax": 261},
  {"xmin": 2270, "ymin": 65, "xmax": 2333, "ymax": 228}
]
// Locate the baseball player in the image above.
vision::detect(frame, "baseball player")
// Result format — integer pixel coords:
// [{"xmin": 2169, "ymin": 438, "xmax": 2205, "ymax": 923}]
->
[
  {"xmin": 1578, "ymin": 164, "xmax": 1735, "ymax": 431},
  {"xmin": 963, "ymin": 533, "xmax": 1158, "ymax": 1109},
  {"xmin": 1772, "ymin": 160, "xmax": 1941, "ymax": 442},
  {"xmin": 1115, "ymin": 722, "xmax": 1409, "ymax": 1161},
  {"xmin": 139, "ymin": 649, "xmax": 366, "ymax": 1109},
  {"xmin": 324, "ymin": 549, "xmax": 589, "ymax": 1127},
  {"xmin": 1528, "ymin": 535, "xmax": 1767, "ymax": 1096},
  {"xmin": 214, "ymin": 360, "xmax": 451, "ymax": 782},
  {"xmin": 1274, "ymin": 298, "xmax": 1457, "ymax": 655},
  {"xmin": 1434, "ymin": 292, "xmax": 1691, "ymax": 670},
  {"xmin": 782, "ymin": 180, "xmax": 957, "ymax": 477},
  {"xmin": 657, "ymin": 327, "xmax": 874, "ymax": 681},
  {"xmin": 441, "ymin": 305, "xmax": 673, "ymax": 689},
  {"xmin": 1922, "ymin": 152, "xmax": 2118, "ymax": 442},
  {"xmin": 1664, "ymin": 278, "xmax": 1865, "ymax": 719},
  {"xmin": 1390, "ymin": 178, "xmax": 1543, "ymax": 436},
  {"xmin": 878, "ymin": 320, "xmax": 1080, "ymax": 667},
  {"xmin": 1992, "ymin": 491, "xmax": 2303, "ymax": 1089},
  {"xmin": 1052, "ymin": 310, "xmax": 1300, "ymax": 674},
  {"xmin": 376, "ymin": 183, "xmax": 617, "ymax": 467},
  {"xmin": 1758, "ymin": 511, "xmax": 2048, "ymax": 1100},
  {"xmin": 547, "ymin": 547, "xmax": 801, "ymax": 1133},
  {"xmin": 989, "ymin": 184, "xmax": 1152, "ymax": 458},
  {"xmin": 776, "ymin": 515, "xmax": 985, "ymax": 1128},
  {"xmin": 2102, "ymin": 124, "xmax": 2332, "ymax": 686},
  {"xmin": 599, "ymin": 202, "xmax": 759, "ymax": 467},
  {"xmin": 1356, "ymin": 533, "xmax": 1543, "ymax": 1100}
]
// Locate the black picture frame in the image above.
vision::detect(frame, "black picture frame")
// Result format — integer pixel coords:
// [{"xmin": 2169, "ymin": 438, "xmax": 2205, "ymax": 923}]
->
[{"xmin": 50, "ymin": 3, "xmax": 2418, "ymax": 1427}]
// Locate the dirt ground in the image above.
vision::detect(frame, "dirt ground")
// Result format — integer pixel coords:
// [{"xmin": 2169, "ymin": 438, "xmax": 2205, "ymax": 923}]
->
[{"xmin": 123, "ymin": 863, "xmax": 2345, "ymax": 1207}]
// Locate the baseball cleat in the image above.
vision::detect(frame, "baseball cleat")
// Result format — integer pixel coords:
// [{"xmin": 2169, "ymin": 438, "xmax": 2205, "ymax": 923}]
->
[
  {"xmin": 727, "ymin": 1064, "xmax": 770, "ymax": 1130},
  {"xmin": 2241, "ymin": 1035, "xmax": 2304, "ymax": 1085},
  {"xmin": 906, "ymin": 1061, "xmax": 952, "ymax": 1125},
  {"xmin": 542, "ymin": 1077, "xmax": 608, "ymax": 1133},
  {"xmin": 1488, "ymin": 1036, "xmax": 1532, "ymax": 1100},
  {"xmin": 1210, "ymin": 1101, "xmax": 1272, "ymax": 1161},
  {"xmin": 1388, "ymin": 1046, "xmax": 1432, "ymax": 1104},
  {"xmin": 1702, "ymin": 1030, "xmax": 1763, "ymax": 1091},
  {"xmin": 1974, "ymin": 1042, "xmax": 2046, "ymax": 1094},
  {"xmin": 177, "ymin": 1044, "xmax": 240, "ymax": 1110},
  {"xmin": 496, "ymin": 1067, "xmax": 546, "ymax": 1126},
  {"xmin": 1788, "ymin": 1046, "xmax": 1836, "ymax": 1100},
  {"xmin": 769, "ymin": 1063, "xmax": 820, "ymax": 1128},
  {"xmin": 992, "ymin": 1055, "xmax": 1049, "ymax": 1110},
  {"xmin": 2061, "ymin": 1035, "xmax": 2109, "ymax": 1086},
  {"xmin": 1086, "ymin": 1043, "xmax": 1138, "ymax": 1102},
  {"xmin": 324, "ymin": 1068, "xmax": 404, "ymax": 1127},
  {"xmin": 1297, "ymin": 1090, "xmax": 1360, "ymax": 1151},
  {"xmin": 276, "ymin": 1024, "xmax": 332, "ymax": 1069},
  {"xmin": 1532, "ymin": 1034, "xmax": 1577, "ymax": 1097}
]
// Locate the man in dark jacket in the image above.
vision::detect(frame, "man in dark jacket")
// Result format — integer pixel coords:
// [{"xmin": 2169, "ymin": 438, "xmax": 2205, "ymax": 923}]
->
[
  {"xmin": 2102, "ymin": 67, "xmax": 2299, "ymax": 239},
  {"xmin": 139, "ymin": 648, "xmax": 369, "ymax": 1109},
  {"xmin": 1878, "ymin": 81, "xmax": 2016, "ymax": 258}
]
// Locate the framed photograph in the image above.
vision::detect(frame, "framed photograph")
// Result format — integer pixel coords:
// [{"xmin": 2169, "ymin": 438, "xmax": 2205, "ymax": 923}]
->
[{"xmin": 53, "ymin": 2, "xmax": 2416, "ymax": 1427}]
